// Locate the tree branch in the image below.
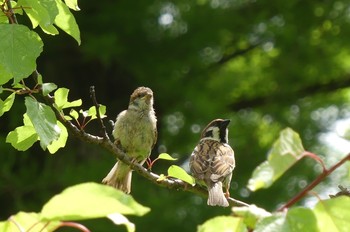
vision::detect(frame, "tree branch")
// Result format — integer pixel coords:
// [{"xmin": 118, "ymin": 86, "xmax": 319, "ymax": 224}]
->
[
  {"xmin": 2, "ymin": 0, "xmax": 18, "ymax": 24},
  {"xmin": 277, "ymin": 152, "xmax": 350, "ymax": 211},
  {"xmin": 229, "ymin": 75, "xmax": 350, "ymax": 110},
  {"xmin": 215, "ymin": 42, "xmax": 261, "ymax": 67},
  {"xmin": 89, "ymin": 86, "xmax": 110, "ymax": 140},
  {"xmin": 43, "ymin": 91, "xmax": 249, "ymax": 207}
]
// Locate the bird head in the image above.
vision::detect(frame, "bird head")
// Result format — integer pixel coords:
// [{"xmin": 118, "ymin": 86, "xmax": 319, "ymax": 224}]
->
[
  {"xmin": 129, "ymin": 87, "xmax": 154, "ymax": 111},
  {"xmin": 200, "ymin": 119, "xmax": 230, "ymax": 143}
]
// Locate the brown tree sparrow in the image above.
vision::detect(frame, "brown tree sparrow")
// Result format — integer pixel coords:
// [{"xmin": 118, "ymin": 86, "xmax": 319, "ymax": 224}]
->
[
  {"xmin": 102, "ymin": 87, "xmax": 157, "ymax": 193},
  {"xmin": 190, "ymin": 119, "xmax": 235, "ymax": 207}
]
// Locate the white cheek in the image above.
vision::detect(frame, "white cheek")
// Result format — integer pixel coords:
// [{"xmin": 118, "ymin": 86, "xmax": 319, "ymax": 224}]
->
[{"xmin": 212, "ymin": 127, "xmax": 220, "ymax": 140}]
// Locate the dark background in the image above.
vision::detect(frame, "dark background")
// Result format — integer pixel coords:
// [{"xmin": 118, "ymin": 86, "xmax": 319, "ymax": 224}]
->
[{"xmin": 1, "ymin": 0, "xmax": 350, "ymax": 231}]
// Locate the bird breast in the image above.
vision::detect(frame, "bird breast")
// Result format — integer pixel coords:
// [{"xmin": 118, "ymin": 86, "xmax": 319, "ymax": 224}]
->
[
  {"xmin": 113, "ymin": 109, "xmax": 156, "ymax": 160},
  {"xmin": 190, "ymin": 139, "xmax": 235, "ymax": 183}
]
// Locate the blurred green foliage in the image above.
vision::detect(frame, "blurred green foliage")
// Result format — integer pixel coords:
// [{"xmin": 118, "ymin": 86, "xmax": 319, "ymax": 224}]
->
[{"xmin": 1, "ymin": 0, "xmax": 350, "ymax": 231}]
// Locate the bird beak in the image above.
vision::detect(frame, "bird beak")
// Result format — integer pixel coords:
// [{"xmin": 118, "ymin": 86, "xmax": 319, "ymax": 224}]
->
[
  {"xmin": 221, "ymin": 119, "xmax": 231, "ymax": 128},
  {"xmin": 142, "ymin": 94, "xmax": 152, "ymax": 101}
]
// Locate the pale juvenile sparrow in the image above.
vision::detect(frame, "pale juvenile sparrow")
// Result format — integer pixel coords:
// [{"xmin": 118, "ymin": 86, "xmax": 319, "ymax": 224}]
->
[
  {"xmin": 190, "ymin": 119, "xmax": 235, "ymax": 207},
  {"xmin": 102, "ymin": 87, "xmax": 157, "ymax": 193}
]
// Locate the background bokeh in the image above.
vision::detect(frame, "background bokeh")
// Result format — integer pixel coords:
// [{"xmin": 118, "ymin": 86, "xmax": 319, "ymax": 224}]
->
[{"xmin": 1, "ymin": 0, "xmax": 350, "ymax": 231}]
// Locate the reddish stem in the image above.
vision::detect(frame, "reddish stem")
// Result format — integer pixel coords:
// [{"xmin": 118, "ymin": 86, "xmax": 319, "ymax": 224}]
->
[
  {"xmin": 278, "ymin": 153, "xmax": 350, "ymax": 211},
  {"xmin": 302, "ymin": 151, "xmax": 327, "ymax": 172},
  {"xmin": 55, "ymin": 222, "xmax": 91, "ymax": 232}
]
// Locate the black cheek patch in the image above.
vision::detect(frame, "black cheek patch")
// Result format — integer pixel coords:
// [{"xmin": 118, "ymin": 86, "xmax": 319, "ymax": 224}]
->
[
  {"xmin": 219, "ymin": 129, "xmax": 227, "ymax": 143},
  {"xmin": 204, "ymin": 130, "xmax": 213, "ymax": 138}
]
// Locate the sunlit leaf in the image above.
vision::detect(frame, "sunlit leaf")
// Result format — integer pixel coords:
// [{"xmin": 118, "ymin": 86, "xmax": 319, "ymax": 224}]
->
[
  {"xmin": 198, "ymin": 216, "xmax": 247, "ymax": 232},
  {"xmin": 64, "ymin": 0, "xmax": 80, "ymax": 11},
  {"xmin": 54, "ymin": 88, "xmax": 82, "ymax": 110},
  {"xmin": 42, "ymin": 83, "xmax": 58, "ymax": 96},
  {"xmin": 0, "ymin": 212, "xmax": 60, "ymax": 232},
  {"xmin": 158, "ymin": 153, "xmax": 178, "ymax": 161},
  {"xmin": 69, "ymin": 109, "xmax": 79, "ymax": 120},
  {"xmin": 25, "ymin": 97, "xmax": 60, "ymax": 150},
  {"xmin": 87, "ymin": 105, "xmax": 107, "ymax": 119},
  {"xmin": 6, "ymin": 126, "xmax": 38, "ymax": 151},
  {"xmin": 247, "ymin": 128, "xmax": 305, "ymax": 191},
  {"xmin": 18, "ymin": 0, "xmax": 59, "ymax": 34},
  {"xmin": 314, "ymin": 197, "xmax": 350, "ymax": 232},
  {"xmin": 54, "ymin": 0, "xmax": 81, "ymax": 44},
  {"xmin": 254, "ymin": 213, "xmax": 285, "ymax": 232},
  {"xmin": 41, "ymin": 182, "xmax": 150, "ymax": 221},
  {"xmin": 232, "ymin": 204, "xmax": 271, "ymax": 229},
  {"xmin": 47, "ymin": 121, "xmax": 68, "ymax": 154},
  {"xmin": 107, "ymin": 213, "xmax": 135, "ymax": 232},
  {"xmin": 255, "ymin": 206, "xmax": 321, "ymax": 232},
  {"xmin": 286, "ymin": 207, "xmax": 318, "ymax": 232},
  {"xmin": 23, "ymin": 113, "xmax": 33, "ymax": 126},
  {"xmin": 167, "ymin": 165, "xmax": 195, "ymax": 185},
  {"xmin": 0, "ymin": 93, "xmax": 15, "ymax": 117},
  {"xmin": 0, "ymin": 24, "xmax": 43, "ymax": 83}
]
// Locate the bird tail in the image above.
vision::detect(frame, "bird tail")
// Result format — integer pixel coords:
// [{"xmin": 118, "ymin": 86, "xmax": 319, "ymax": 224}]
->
[
  {"xmin": 102, "ymin": 161, "xmax": 132, "ymax": 194},
  {"xmin": 207, "ymin": 182, "xmax": 229, "ymax": 207}
]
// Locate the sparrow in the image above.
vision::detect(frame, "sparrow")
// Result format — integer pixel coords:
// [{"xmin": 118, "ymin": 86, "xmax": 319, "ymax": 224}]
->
[
  {"xmin": 102, "ymin": 86, "xmax": 157, "ymax": 193},
  {"xmin": 189, "ymin": 119, "xmax": 235, "ymax": 207}
]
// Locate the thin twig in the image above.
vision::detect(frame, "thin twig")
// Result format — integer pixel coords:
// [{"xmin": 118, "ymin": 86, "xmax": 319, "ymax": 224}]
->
[
  {"xmin": 278, "ymin": 152, "xmax": 350, "ymax": 211},
  {"xmin": 89, "ymin": 86, "xmax": 110, "ymax": 140}
]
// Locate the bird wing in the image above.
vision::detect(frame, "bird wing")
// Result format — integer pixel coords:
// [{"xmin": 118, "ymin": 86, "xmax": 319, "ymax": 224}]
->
[
  {"xmin": 190, "ymin": 140, "xmax": 235, "ymax": 181},
  {"xmin": 209, "ymin": 142, "xmax": 235, "ymax": 183}
]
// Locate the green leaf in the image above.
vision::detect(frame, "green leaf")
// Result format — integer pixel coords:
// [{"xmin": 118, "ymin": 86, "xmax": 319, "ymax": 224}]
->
[
  {"xmin": 107, "ymin": 213, "xmax": 135, "ymax": 232},
  {"xmin": 6, "ymin": 113, "xmax": 37, "ymax": 151},
  {"xmin": 0, "ymin": 93, "xmax": 15, "ymax": 117},
  {"xmin": 232, "ymin": 205, "xmax": 271, "ymax": 229},
  {"xmin": 255, "ymin": 207, "xmax": 320, "ymax": 232},
  {"xmin": 247, "ymin": 128, "xmax": 305, "ymax": 191},
  {"xmin": 286, "ymin": 207, "xmax": 318, "ymax": 232},
  {"xmin": 0, "ymin": 212, "xmax": 60, "ymax": 232},
  {"xmin": 0, "ymin": 65, "xmax": 12, "ymax": 85},
  {"xmin": 0, "ymin": 24, "xmax": 43, "ymax": 83},
  {"xmin": 314, "ymin": 197, "xmax": 350, "ymax": 232},
  {"xmin": 25, "ymin": 97, "xmax": 60, "ymax": 150},
  {"xmin": 158, "ymin": 153, "xmax": 178, "ymax": 161},
  {"xmin": 254, "ymin": 198, "xmax": 350, "ymax": 232},
  {"xmin": 54, "ymin": 88, "xmax": 82, "ymax": 110},
  {"xmin": 18, "ymin": 0, "xmax": 59, "ymax": 34},
  {"xmin": 40, "ymin": 182, "xmax": 150, "ymax": 221},
  {"xmin": 167, "ymin": 165, "xmax": 195, "ymax": 185},
  {"xmin": 47, "ymin": 121, "xmax": 68, "ymax": 154},
  {"xmin": 23, "ymin": 113, "xmax": 33, "ymax": 126},
  {"xmin": 87, "ymin": 105, "xmax": 107, "ymax": 119},
  {"xmin": 6, "ymin": 126, "xmax": 38, "ymax": 151},
  {"xmin": 69, "ymin": 109, "xmax": 79, "ymax": 120},
  {"xmin": 42, "ymin": 83, "xmax": 58, "ymax": 96},
  {"xmin": 54, "ymin": 0, "xmax": 81, "ymax": 45},
  {"xmin": 198, "ymin": 216, "xmax": 247, "ymax": 232},
  {"xmin": 64, "ymin": 0, "xmax": 80, "ymax": 11},
  {"xmin": 254, "ymin": 213, "xmax": 285, "ymax": 232}
]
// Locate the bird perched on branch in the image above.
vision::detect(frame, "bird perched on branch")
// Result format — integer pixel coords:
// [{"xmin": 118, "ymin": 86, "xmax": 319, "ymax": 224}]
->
[
  {"xmin": 102, "ymin": 87, "xmax": 157, "ymax": 193},
  {"xmin": 190, "ymin": 119, "xmax": 235, "ymax": 207}
]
